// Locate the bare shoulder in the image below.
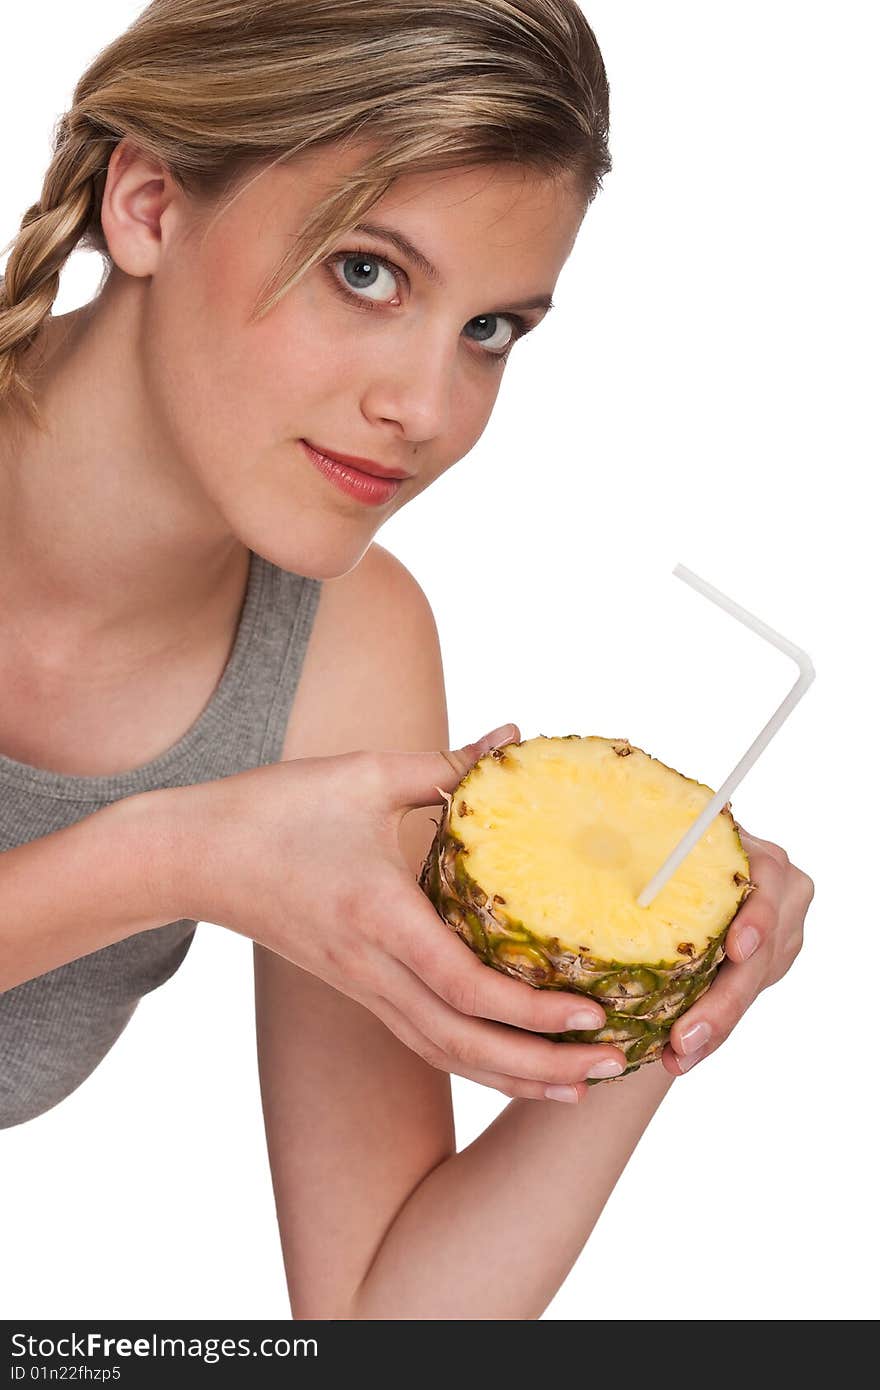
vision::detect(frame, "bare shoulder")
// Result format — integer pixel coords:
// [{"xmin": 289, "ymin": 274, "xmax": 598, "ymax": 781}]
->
[{"xmin": 281, "ymin": 541, "xmax": 448, "ymax": 766}]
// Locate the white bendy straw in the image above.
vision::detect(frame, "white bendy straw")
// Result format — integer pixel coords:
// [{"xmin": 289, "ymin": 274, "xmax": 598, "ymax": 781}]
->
[{"xmin": 635, "ymin": 564, "xmax": 815, "ymax": 909}]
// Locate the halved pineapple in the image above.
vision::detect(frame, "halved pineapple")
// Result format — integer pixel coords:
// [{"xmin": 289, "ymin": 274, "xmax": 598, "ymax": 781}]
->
[{"xmin": 418, "ymin": 735, "xmax": 754, "ymax": 1078}]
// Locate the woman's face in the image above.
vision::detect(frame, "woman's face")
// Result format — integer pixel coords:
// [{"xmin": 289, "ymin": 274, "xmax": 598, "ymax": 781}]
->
[{"xmin": 123, "ymin": 140, "xmax": 586, "ymax": 578}]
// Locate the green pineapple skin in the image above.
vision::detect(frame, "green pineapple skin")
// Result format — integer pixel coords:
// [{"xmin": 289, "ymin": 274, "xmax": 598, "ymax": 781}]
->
[{"xmin": 418, "ymin": 738, "xmax": 753, "ymax": 1081}]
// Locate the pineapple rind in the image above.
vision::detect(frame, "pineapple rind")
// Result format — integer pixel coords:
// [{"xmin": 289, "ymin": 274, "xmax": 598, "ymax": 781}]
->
[{"xmin": 418, "ymin": 735, "xmax": 754, "ymax": 1079}]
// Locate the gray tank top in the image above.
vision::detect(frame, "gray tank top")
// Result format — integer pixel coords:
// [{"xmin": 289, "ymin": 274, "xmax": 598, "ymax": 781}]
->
[{"xmin": 0, "ymin": 550, "xmax": 322, "ymax": 1129}]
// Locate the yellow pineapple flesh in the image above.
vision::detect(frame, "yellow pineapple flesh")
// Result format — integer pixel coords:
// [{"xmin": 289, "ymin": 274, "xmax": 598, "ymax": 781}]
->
[{"xmin": 419, "ymin": 735, "xmax": 754, "ymax": 1077}]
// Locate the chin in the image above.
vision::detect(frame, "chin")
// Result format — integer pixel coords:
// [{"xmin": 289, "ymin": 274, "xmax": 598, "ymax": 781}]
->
[
  {"xmin": 213, "ymin": 469, "xmax": 383, "ymax": 581},
  {"xmin": 241, "ymin": 528, "xmax": 375, "ymax": 582}
]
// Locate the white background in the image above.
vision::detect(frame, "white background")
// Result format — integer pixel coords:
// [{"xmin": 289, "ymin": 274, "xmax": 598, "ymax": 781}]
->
[{"xmin": 1, "ymin": 1, "xmax": 876, "ymax": 1321}]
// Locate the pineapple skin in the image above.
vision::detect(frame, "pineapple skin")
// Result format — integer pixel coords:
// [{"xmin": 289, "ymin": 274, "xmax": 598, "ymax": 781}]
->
[{"xmin": 418, "ymin": 736, "xmax": 755, "ymax": 1080}]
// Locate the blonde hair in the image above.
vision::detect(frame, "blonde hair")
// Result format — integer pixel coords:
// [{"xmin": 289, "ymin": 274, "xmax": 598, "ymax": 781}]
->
[{"xmin": 0, "ymin": 0, "xmax": 611, "ymax": 430}]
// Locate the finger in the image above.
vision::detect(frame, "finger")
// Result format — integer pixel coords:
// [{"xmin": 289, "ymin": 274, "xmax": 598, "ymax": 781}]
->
[
  {"xmin": 736, "ymin": 825, "xmax": 790, "ymax": 866},
  {"xmin": 666, "ymin": 951, "xmax": 763, "ymax": 1069},
  {"xmin": 380, "ymin": 723, "xmax": 522, "ymax": 812},
  {"xmin": 724, "ymin": 850, "xmax": 785, "ymax": 964},
  {"xmin": 792, "ymin": 863, "xmax": 816, "ymax": 911},
  {"xmin": 376, "ymin": 952, "xmax": 626, "ymax": 1085},
  {"xmin": 371, "ymin": 993, "xmax": 590, "ymax": 1103},
  {"xmin": 390, "ymin": 894, "xmax": 608, "ymax": 1034},
  {"xmin": 661, "ymin": 1040, "xmax": 700, "ymax": 1077}
]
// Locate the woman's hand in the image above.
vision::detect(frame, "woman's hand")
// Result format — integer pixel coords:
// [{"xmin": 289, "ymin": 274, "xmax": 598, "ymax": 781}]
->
[
  {"xmin": 662, "ymin": 826, "xmax": 815, "ymax": 1076},
  {"xmin": 173, "ymin": 725, "xmax": 628, "ymax": 1100}
]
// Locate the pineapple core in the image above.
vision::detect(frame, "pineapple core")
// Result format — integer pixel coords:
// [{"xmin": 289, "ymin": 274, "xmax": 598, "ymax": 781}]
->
[{"xmin": 448, "ymin": 736, "xmax": 747, "ymax": 968}]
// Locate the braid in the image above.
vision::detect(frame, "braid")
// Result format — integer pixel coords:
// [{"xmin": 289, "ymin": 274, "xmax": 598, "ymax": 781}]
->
[{"xmin": 0, "ymin": 112, "xmax": 115, "ymax": 429}]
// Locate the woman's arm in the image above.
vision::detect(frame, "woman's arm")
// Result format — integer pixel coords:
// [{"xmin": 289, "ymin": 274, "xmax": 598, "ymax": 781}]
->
[
  {"xmin": 351, "ymin": 1048, "xmax": 673, "ymax": 1320},
  {"xmin": 0, "ymin": 788, "xmax": 183, "ymax": 991},
  {"xmin": 255, "ymin": 931, "xmax": 673, "ymax": 1322},
  {"xmin": 253, "ymin": 545, "xmax": 675, "ymax": 1319}
]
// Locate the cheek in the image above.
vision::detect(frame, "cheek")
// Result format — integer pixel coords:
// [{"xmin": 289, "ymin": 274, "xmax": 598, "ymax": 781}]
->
[
  {"xmin": 144, "ymin": 235, "xmax": 332, "ymax": 452},
  {"xmin": 455, "ymin": 377, "xmax": 502, "ymax": 455},
  {"xmin": 142, "ymin": 251, "xmax": 258, "ymax": 449}
]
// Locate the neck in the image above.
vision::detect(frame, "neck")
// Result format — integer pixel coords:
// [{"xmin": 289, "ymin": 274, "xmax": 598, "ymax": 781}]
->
[{"xmin": 0, "ymin": 273, "xmax": 249, "ymax": 661}]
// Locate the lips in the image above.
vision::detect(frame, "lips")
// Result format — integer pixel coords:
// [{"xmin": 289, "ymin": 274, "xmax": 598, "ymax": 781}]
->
[
  {"xmin": 301, "ymin": 440, "xmax": 413, "ymax": 480},
  {"xmin": 302, "ymin": 440, "xmax": 404, "ymax": 507}
]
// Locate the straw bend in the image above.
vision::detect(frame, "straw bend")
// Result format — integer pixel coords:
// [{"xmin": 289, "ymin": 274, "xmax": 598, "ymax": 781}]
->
[{"xmin": 635, "ymin": 564, "xmax": 815, "ymax": 909}]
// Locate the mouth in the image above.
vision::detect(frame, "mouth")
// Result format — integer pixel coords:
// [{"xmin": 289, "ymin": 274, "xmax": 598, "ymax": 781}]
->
[
  {"xmin": 300, "ymin": 440, "xmax": 407, "ymax": 508},
  {"xmin": 301, "ymin": 439, "xmax": 414, "ymax": 480}
]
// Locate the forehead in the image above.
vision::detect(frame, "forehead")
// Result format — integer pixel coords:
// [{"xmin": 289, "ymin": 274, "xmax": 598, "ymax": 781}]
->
[
  {"xmin": 379, "ymin": 162, "xmax": 585, "ymax": 244},
  {"xmin": 237, "ymin": 144, "xmax": 586, "ymax": 265}
]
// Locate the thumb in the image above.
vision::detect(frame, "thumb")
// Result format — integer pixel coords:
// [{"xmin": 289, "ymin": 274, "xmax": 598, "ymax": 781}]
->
[{"xmin": 384, "ymin": 723, "xmax": 521, "ymax": 812}]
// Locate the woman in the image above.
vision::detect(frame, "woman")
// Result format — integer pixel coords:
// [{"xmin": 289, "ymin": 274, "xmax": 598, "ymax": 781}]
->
[{"xmin": 0, "ymin": 1, "xmax": 813, "ymax": 1318}]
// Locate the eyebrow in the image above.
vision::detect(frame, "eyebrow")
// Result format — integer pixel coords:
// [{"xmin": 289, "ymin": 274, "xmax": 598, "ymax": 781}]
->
[{"xmin": 352, "ymin": 221, "xmax": 556, "ymax": 314}]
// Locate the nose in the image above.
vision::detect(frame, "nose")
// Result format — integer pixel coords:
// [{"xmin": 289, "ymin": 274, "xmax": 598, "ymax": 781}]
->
[{"xmin": 360, "ymin": 324, "xmax": 459, "ymax": 443}]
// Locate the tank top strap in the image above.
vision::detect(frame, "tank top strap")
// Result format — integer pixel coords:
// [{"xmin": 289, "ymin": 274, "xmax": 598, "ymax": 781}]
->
[{"xmin": 219, "ymin": 550, "xmax": 323, "ymax": 772}]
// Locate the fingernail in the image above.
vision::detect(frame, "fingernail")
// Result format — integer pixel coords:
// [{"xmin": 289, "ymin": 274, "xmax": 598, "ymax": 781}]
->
[
  {"xmin": 737, "ymin": 926, "xmax": 759, "ymax": 960},
  {"xmin": 481, "ymin": 723, "xmax": 517, "ymax": 749},
  {"xmin": 677, "ymin": 1051, "xmax": 704, "ymax": 1073},
  {"xmin": 588, "ymin": 1058, "xmax": 625, "ymax": 1079},
  {"xmin": 566, "ymin": 1009, "xmax": 604, "ymax": 1031},
  {"xmin": 545, "ymin": 1084, "xmax": 579, "ymax": 1103},
  {"xmin": 679, "ymin": 1020, "xmax": 711, "ymax": 1055}
]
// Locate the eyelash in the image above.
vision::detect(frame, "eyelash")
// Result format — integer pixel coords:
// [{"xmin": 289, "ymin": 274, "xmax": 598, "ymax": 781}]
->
[{"xmin": 324, "ymin": 247, "xmax": 531, "ymax": 365}]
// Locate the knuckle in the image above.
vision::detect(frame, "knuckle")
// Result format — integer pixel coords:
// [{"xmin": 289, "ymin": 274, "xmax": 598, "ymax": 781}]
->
[
  {"xmin": 445, "ymin": 973, "xmax": 480, "ymax": 1017},
  {"xmin": 415, "ymin": 1037, "xmax": 448, "ymax": 1072},
  {"xmin": 496, "ymin": 1081, "xmax": 521, "ymax": 1099},
  {"xmin": 762, "ymin": 839, "xmax": 790, "ymax": 865},
  {"xmin": 552, "ymin": 1047, "xmax": 594, "ymax": 1085},
  {"xmin": 406, "ymin": 928, "xmax": 443, "ymax": 978},
  {"xmin": 403, "ymin": 927, "xmax": 430, "ymax": 970},
  {"xmin": 529, "ymin": 996, "xmax": 561, "ymax": 1030},
  {"xmin": 714, "ymin": 1005, "xmax": 741, "ymax": 1046},
  {"xmin": 448, "ymin": 1032, "xmax": 482, "ymax": 1071},
  {"xmin": 795, "ymin": 866, "xmax": 816, "ymax": 906}
]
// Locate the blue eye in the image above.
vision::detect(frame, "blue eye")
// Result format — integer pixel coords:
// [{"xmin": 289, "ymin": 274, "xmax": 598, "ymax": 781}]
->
[
  {"xmin": 327, "ymin": 248, "xmax": 527, "ymax": 364},
  {"xmin": 465, "ymin": 314, "xmax": 516, "ymax": 355},
  {"xmin": 335, "ymin": 253, "xmax": 398, "ymax": 303}
]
